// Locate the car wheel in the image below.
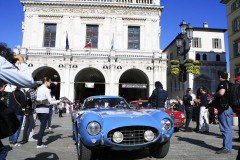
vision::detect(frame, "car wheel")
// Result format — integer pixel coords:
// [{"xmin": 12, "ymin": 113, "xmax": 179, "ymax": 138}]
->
[
  {"xmin": 77, "ymin": 134, "xmax": 92, "ymax": 160},
  {"xmin": 149, "ymin": 140, "xmax": 170, "ymax": 158},
  {"xmin": 73, "ymin": 131, "xmax": 76, "ymax": 141}
]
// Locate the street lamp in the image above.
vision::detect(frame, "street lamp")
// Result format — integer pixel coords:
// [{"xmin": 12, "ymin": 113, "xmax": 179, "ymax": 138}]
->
[
  {"xmin": 177, "ymin": 20, "xmax": 193, "ymax": 58},
  {"xmin": 170, "ymin": 20, "xmax": 200, "ymax": 82}
]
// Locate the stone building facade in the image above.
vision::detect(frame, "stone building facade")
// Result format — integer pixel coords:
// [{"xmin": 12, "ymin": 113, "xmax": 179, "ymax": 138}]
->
[
  {"xmin": 17, "ymin": 0, "xmax": 166, "ymax": 102},
  {"xmin": 221, "ymin": 0, "xmax": 240, "ymax": 79},
  {"xmin": 164, "ymin": 23, "xmax": 227, "ymax": 99}
]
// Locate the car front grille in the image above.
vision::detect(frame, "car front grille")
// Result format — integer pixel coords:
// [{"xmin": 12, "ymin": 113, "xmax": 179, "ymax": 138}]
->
[
  {"xmin": 107, "ymin": 126, "xmax": 159, "ymax": 145},
  {"xmin": 175, "ymin": 118, "xmax": 181, "ymax": 122}
]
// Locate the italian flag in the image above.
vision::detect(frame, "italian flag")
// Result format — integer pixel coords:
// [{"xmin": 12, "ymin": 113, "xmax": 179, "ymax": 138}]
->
[
  {"xmin": 84, "ymin": 39, "xmax": 92, "ymax": 48},
  {"xmin": 85, "ymin": 83, "xmax": 94, "ymax": 88}
]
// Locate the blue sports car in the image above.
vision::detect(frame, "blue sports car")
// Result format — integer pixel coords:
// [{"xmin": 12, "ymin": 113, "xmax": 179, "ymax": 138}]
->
[{"xmin": 72, "ymin": 96, "xmax": 174, "ymax": 160}]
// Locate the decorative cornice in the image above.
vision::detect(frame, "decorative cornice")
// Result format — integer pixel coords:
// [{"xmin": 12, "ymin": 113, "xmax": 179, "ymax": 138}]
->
[{"xmin": 21, "ymin": 0, "xmax": 163, "ymax": 10}]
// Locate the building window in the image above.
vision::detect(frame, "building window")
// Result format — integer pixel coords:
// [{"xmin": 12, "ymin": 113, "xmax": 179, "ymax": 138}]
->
[
  {"xmin": 192, "ymin": 38, "xmax": 201, "ymax": 48},
  {"xmin": 128, "ymin": 26, "xmax": 140, "ymax": 49},
  {"xmin": 196, "ymin": 54, "xmax": 200, "ymax": 60},
  {"xmin": 235, "ymin": 67, "xmax": 240, "ymax": 77},
  {"xmin": 86, "ymin": 25, "xmax": 98, "ymax": 48},
  {"xmin": 212, "ymin": 38, "xmax": 222, "ymax": 49},
  {"xmin": 233, "ymin": 40, "xmax": 240, "ymax": 57},
  {"xmin": 203, "ymin": 54, "xmax": 207, "ymax": 61},
  {"xmin": 232, "ymin": 16, "xmax": 240, "ymax": 33},
  {"xmin": 216, "ymin": 55, "xmax": 220, "ymax": 61},
  {"xmin": 231, "ymin": 0, "xmax": 240, "ymax": 12},
  {"xmin": 44, "ymin": 24, "xmax": 56, "ymax": 47},
  {"xmin": 170, "ymin": 52, "xmax": 173, "ymax": 60}
]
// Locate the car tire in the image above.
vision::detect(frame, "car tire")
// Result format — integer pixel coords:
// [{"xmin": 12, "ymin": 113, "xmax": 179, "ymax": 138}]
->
[
  {"xmin": 77, "ymin": 134, "xmax": 92, "ymax": 160},
  {"xmin": 73, "ymin": 131, "xmax": 76, "ymax": 141},
  {"xmin": 149, "ymin": 140, "xmax": 170, "ymax": 158}
]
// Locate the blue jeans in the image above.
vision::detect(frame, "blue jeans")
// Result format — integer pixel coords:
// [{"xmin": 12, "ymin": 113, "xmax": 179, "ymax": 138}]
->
[
  {"xmin": 37, "ymin": 113, "xmax": 49, "ymax": 146},
  {"xmin": 47, "ymin": 109, "xmax": 53, "ymax": 128},
  {"xmin": 185, "ymin": 106, "xmax": 193, "ymax": 129},
  {"xmin": 0, "ymin": 141, "xmax": 7, "ymax": 160},
  {"xmin": 218, "ymin": 106, "xmax": 233, "ymax": 152},
  {"xmin": 9, "ymin": 115, "xmax": 23, "ymax": 143}
]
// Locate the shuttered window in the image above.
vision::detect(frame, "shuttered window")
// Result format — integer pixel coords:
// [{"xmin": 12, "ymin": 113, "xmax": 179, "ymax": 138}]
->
[
  {"xmin": 192, "ymin": 38, "xmax": 201, "ymax": 48},
  {"xmin": 232, "ymin": 16, "xmax": 240, "ymax": 33},
  {"xmin": 233, "ymin": 40, "xmax": 240, "ymax": 57},
  {"xmin": 212, "ymin": 38, "xmax": 222, "ymax": 49}
]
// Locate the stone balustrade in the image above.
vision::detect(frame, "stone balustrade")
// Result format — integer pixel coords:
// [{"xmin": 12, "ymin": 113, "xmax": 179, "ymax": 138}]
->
[
  {"xmin": 21, "ymin": 0, "xmax": 157, "ymax": 5},
  {"xmin": 24, "ymin": 48, "xmax": 154, "ymax": 59}
]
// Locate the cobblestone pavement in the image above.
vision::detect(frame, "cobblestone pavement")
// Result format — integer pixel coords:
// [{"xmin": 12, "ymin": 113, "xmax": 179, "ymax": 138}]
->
[{"xmin": 2, "ymin": 113, "xmax": 239, "ymax": 160}]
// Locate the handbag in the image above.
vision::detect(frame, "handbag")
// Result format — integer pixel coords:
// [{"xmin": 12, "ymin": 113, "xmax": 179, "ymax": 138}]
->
[
  {"xmin": 0, "ymin": 101, "xmax": 20, "ymax": 139},
  {"xmin": 13, "ymin": 91, "xmax": 30, "ymax": 116}
]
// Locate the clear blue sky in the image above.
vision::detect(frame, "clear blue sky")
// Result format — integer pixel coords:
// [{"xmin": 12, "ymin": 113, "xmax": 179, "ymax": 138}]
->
[{"xmin": 0, "ymin": 0, "xmax": 229, "ymax": 71}]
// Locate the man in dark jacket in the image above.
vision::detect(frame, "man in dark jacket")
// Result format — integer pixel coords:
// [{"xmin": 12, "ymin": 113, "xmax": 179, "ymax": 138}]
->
[
  {"xmin": 148, "ymin": 81, "xmax": 168, "ymax": 110},
  {"xmin": 213, "ymin": 71, "xmax": 233, "ymax": 154},
  {"xmin": 183, "ymin": 88, "xmax": 195, "ymax": 132},
  {"xmin": 8, "ymin": 87, "xmax": 27, "ymax": 146}
]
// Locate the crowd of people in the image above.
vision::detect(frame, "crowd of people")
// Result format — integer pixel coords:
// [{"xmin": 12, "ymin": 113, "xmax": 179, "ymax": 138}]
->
[
  {"xmin": 0, "ymin": 41, "xmax": 240, "ymax": 159},
  {"xmin": 148, "ymin": 71, "xmax": 240, "ymax": 155},
  {"xmin": 0, "ymin": 43, "xmax": 67, "ymax": 159}
]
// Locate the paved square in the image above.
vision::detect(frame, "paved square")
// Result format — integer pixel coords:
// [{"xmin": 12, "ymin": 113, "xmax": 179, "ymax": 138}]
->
[{"xmin": 2, "ymin": 113, "xmax": 239, "ymax": 160}]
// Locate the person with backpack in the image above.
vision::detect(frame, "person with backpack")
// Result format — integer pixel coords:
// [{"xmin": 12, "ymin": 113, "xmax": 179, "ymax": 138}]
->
[
  {"xmin": 213, "ymin": 71, "xmax": 233, "ymax": 154},
  {"xmin": 20, "ymin": 90, "xmax": 37, "ymax": 144},
  {"xmin": 232, "ymin": 75, "xmax": 240, "ymax": 141},
  {"xmin": 148, "ymin": 81, "xmax": 168, "ymax": 110}
]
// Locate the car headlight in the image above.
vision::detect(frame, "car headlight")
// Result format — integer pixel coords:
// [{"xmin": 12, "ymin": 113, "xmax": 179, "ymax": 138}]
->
[
  {"xmin": 87, "ymin": 121, "xmax": 101, "ymax": 136},
  {"xmin": 181, "ymin": 113, "xmax": 185, "ymax": 119},
  {"xmin": 161, "ymin": 118, "xmax": 172, "ymax": 131},
  {"xmin": 112, "ymin": 131, "xmax": 124, "ymax": 143},
  {"xmin": 144, "ymin": 130, "xmax": 154, "ymax": 142}
]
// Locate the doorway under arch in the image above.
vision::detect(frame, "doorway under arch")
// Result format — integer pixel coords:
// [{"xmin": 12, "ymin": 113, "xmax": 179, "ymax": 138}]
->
[
  {"xmin": 74, "ymin": 68, "xmax": 105, "ymax": 103},
  {"xmin": 119, "ymin": 69, "xmax": 149, "ymax": 102},
  {"xmin": 32, "ymin": 67, "xmax": 61, "ymax": 99}
]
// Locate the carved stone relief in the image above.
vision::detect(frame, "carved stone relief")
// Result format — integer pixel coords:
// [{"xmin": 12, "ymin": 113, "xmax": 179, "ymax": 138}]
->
[{"xmin": 25, "ymin": 6, "xmax": 159, "ymax": 17}]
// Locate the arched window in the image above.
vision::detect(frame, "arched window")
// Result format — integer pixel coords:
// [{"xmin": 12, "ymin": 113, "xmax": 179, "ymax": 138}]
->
[
  {"xmin": 203, "ymin": 54, "xmax": 207, "ymax": 61},
  {"xmin": 196, "ymin": 54, "xmax": 200, "ymax": 60},
  {"xmin": 216, "ymin": 54, "xmax": 220, "ymax": 61}
]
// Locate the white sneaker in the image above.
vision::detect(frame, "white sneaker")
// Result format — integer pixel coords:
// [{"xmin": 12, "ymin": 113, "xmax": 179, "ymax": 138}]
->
[
  {"xmin": 28, "ymin": 138, "xmax": 37, "ymax": 142},
  {"xmin": 48, "ymin": 127, "xmax": 52, "ymax": 130},
  {"xmin": 14, "ymin": 143, "xmax": 22, "ymax": 147},
  {"xmin": 36, "ymin": 145, "xmax": 47, "ymax": 149}
]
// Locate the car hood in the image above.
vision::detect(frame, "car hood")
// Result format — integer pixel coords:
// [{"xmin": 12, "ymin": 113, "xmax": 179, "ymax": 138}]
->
[{"xmin": 94, "ymin": 109, "xmax": 161, "ymax": 130}]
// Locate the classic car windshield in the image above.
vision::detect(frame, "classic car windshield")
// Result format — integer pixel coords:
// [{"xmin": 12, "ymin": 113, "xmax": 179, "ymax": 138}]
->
[
  {"xmin": 83, "ymin": 98, "xmax": 130, "ymax": 109},
  {"xmin": 138, "ymin": 102, "xmax": 151, "ymax": 109}
]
